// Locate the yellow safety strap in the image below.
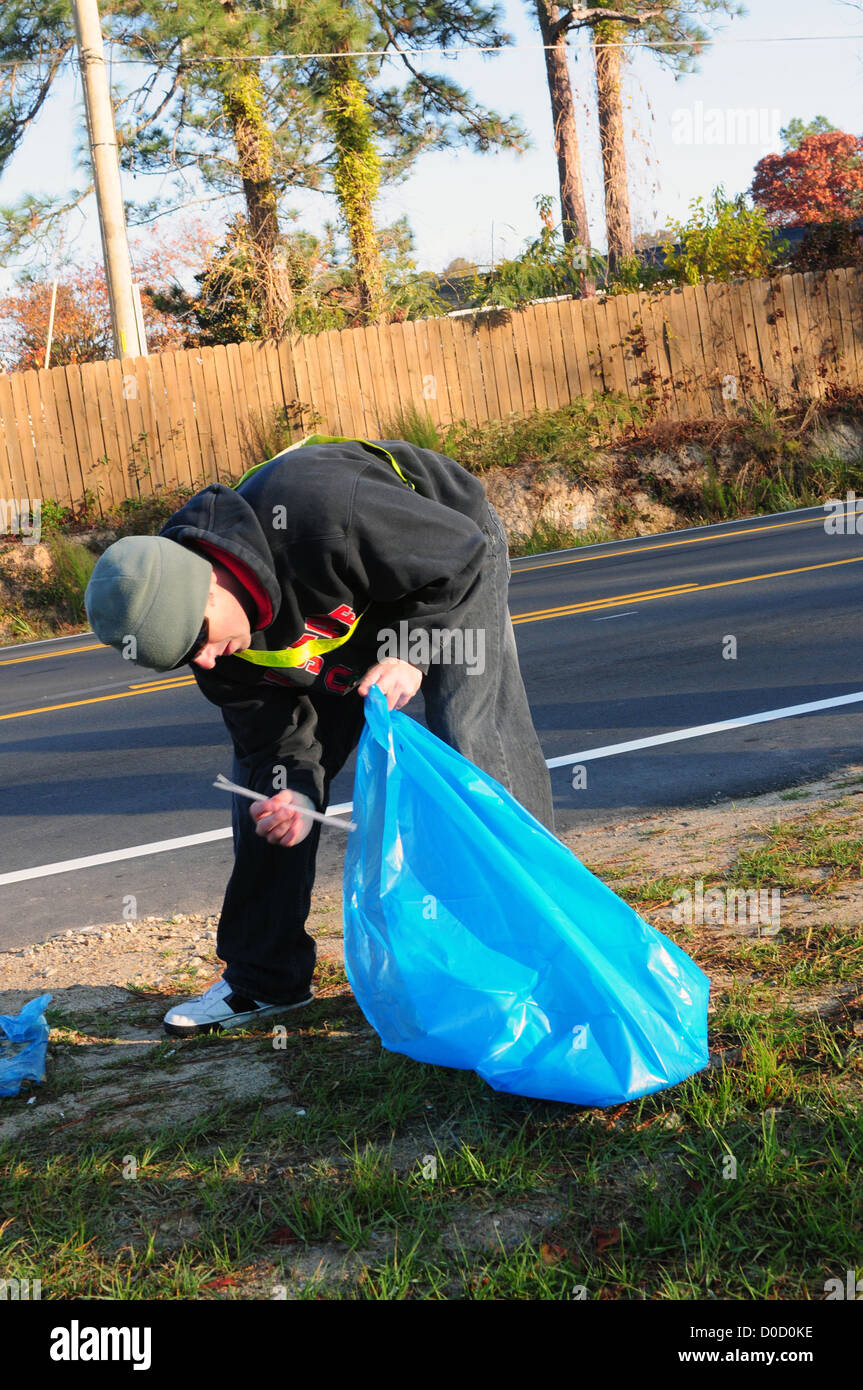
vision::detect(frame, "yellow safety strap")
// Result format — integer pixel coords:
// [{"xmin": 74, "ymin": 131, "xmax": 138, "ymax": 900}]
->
[
  {"xmin": 233, "ymin": 433, "xmax": 416, "ymax": 491},
  {"xmin": 232, "ymin": 433, "xmax": 414, "ymax": 669}
]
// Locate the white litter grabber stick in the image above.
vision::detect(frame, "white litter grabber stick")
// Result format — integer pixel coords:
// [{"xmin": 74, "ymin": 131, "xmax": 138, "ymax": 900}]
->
[{"xmin": 213, "ymin": 773, "xmax": 357, "ymax": 833}]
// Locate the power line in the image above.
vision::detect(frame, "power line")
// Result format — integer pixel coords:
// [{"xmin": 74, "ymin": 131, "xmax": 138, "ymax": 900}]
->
[{"xmin": 0, "ymin": 32, "xmax": 861, "ymax": 69}]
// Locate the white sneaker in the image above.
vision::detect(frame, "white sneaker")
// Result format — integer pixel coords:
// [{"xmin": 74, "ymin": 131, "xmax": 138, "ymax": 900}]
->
[{"xmin": 163, "ymin": 976, "xmax": 314, "ymax": 1038}]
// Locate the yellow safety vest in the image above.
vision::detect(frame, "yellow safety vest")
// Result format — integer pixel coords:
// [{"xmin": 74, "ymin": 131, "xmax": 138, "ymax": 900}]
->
[{"xmin": 232, "ymin": 434, "xmax": 415, "ymax": 670}]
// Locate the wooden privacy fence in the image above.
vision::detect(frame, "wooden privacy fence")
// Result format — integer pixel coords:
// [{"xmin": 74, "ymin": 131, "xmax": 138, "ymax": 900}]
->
[{"xmin": 0, "ymin": 266, "xmax": 861, "ymax": 511}]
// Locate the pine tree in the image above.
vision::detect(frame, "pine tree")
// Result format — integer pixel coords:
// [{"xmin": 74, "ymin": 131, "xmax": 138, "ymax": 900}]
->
[{"xmin": 0, "ymin": 0, "xmax": 524, "ymax": 333}]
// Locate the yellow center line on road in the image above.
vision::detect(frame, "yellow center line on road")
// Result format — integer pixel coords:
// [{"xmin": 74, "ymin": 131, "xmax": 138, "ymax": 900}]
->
[
  {"xmin": 0, "ymin": 677, "xmax": 196, "ymax": 722},
  {"xmin": 515, "ymin": 581, "xmax": 699, "ymax": 621},
  {"xmin": 0, "ymin": 643, "xmax": 106, "ymax": 666},
  {"xmin": 6, "ymin": 553, "xmax": 863, "ymax": 721},
  {"xmin": 512, "ymin": 553, "xmax": 863, "ymax": 623},
  {"xmin": 514, "ymin": 513, "xmax": 841, "ymax": 573}
]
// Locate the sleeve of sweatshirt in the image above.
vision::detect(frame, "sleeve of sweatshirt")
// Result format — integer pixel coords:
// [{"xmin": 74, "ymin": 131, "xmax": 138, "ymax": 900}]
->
[
  {"xmin": 344, "ymin": 470, "xmax": 488, "ymax": 669},
  {"xmin": 191, "ymin": 666, "xmax": 328, "ymax": 811}
]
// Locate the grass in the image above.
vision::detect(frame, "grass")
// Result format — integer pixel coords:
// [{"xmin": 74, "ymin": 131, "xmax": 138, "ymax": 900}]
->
[
  {"xmin": 2, "ymin": 896, "xmax": 862, "ymax": 1301},
  {"xmin": 730, "ymin": 814, "xmax": 863, "ymax": 893}
]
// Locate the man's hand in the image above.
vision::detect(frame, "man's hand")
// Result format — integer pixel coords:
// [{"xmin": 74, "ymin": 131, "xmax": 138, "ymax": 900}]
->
[
  {"xmin": 250, "ymin": 789, "xmax": 316, "ymax": 848},
  {"xmin": 357, "ymin": 657, "xmax": 423, "ymax": 711}
]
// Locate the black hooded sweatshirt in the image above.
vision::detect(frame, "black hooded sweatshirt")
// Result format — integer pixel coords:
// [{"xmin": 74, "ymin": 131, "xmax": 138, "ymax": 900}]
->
[{"xmin": 159, "ymin": 438, "xmax": 490, "ymax": 809}]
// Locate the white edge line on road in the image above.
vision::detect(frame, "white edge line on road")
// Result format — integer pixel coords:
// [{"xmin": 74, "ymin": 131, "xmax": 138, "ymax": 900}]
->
[
  {"xmin": 4, "ymin": 693, "xmax": 863, "ymax": 886},
  {"xmin": 546, "ymin": 690, "xmax": 863, "ymax": 767},
  {"xmin": 0, "ymin": 801, "xmax": 356, "ymax": 887}
]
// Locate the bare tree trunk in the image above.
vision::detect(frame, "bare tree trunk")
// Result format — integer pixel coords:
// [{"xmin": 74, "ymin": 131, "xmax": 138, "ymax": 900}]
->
[
  {"xmin": 593, "ymin": 18, "xmax": 633, "ymax": 273},
  {"xmin": 535, "ymin": 0, "xmax": 590, "ymax": 250}
]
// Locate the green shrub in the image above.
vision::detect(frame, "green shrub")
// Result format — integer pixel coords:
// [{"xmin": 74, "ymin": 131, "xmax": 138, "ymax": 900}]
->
[
  {"xmin": 444, "ymin": 394, "xmax": 644, "ymax": 478},
  {"xmin": 379, "ymin": 402, "xmax": 445, "ymax": 451},
  {"xmin": 662, "ymin": 188, "xmax": 779, "ymax": 284}
]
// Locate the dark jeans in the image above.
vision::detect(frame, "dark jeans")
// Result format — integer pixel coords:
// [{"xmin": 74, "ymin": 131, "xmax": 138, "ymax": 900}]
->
[{"xmin": 219, "ymin": 503, "xmax": 555, "ymax": 1003}]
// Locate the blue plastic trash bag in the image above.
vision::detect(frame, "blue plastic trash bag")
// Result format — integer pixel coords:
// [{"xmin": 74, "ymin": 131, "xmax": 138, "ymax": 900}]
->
[
  {"xmin": 0, "ymin": 994, "xmax": 52, "ymax": 1098},
  {"xmin": 343, "ymin": 686, "xmax": 709, "ymax": 1107}
]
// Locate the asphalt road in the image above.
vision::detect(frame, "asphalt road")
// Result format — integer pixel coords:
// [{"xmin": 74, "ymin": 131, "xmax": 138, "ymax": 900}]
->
[{"xmin": 2, "ymin": 503, "xmax": 862, "ymax": 948}]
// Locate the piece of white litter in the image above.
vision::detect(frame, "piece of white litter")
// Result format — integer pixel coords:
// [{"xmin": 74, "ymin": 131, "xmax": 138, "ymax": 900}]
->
[
  {"xmin": 213, "ymin": 773, "xmax": 356, "ymax": 832},
  {"xmin": 26, "ymin": 1096, "xmax": 35, "ymax": 1104},
  {"xmin": 295, "ymin": 1109, "xmax": 307, "ymax": 1116}
]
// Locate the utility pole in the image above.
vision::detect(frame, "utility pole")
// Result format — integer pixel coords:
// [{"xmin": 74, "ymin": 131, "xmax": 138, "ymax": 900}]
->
[{"xmin": 72, "ymin": 0, "xmax": 147, "ymax": 359}]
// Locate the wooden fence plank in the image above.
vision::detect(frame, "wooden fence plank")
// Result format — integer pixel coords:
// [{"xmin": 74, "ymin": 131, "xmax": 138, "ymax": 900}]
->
[
  {"xmin": 247, "ymin": 341, "xmax": 277, "ymax": 454},
  {"xmin": 117, "ymin": 357, "xmax": 147, "ymax": 493},
  {"xmin": 422, "ymin": 317, "xmax": 454, "ymax": 429},
  {"xmin": 841, "ymin": 267, "xmax": 863, "ymax": 388},
  {"xmin": 181, "ymin": 348, "xmax": 209, "ymax": 482},
  {"xmin": 705, "ymin": 281, "xmax": 741, "ymax": 417},
  {"xmin": 775, "ymin": 274, "xmax": 805, "ymax": 397},
  {"xmin": 462, "ymin": 317, "xmax": 490, "ymax": 420},
  {"xmin": 727, "ymin": 279, "xmax": 766, "ymax": 403},
  {"xmin": 62, "ymin": 364, "xmax": 100, "ymax": 502},
  {"xmin": 93, "ymin": 360, "xmax": 127, "ymax": 505},
  {"xmin": 501, "ymin": 310, "xmax": 527, "ymax": 413},
  {"xmin": 636, "ymin": 292, "xmax": 672, "ymax": 416},
  {"xmin": 150, "ymin": 352, "xmax": 180, "ymax": 488},
  {"xmin": 410, "ymin": 317, "xmax": 438, "ymax": 429},
  {"xmin": 198, "ymin": 347, "xmax": 228, "ymax": 480},
  {"xmin": 134, "ymin": 357, "xmax": 169, "ymax": 490},
  {"xmin": 187, "ymin": 348, "xmax": 217, "ymax": 482},
  {"xmin": 747, "ymin": 277, "xmax": 784, "ymax": 404},
  {"xmin": 321, "ymin": 329, "xmax": 350, "ymax": 434},
  {"xmin": 21, "ymin": 371, "xmax": 56, "ymax": 505},
  {"xmin": 578, "ymin": 297, "xmax": 606, "ymax": 400},
  {"xmin": 541, "ymin": 301, "xmax": 568, "ymax": 410},
  {"xmin": 484, "ymin": 314, "xmax": 513, "ymax": 418},
  {"xmin": 387, "ymin": 321, "xmax": 415, "ymax": 421},
  {"xmin": 49, "ymin": 365, "xmax": 87, "ymax": 503},
  {"xmin": 106, "ymin": 359, "xmax": 136, "ymax": 499},
  {"xmin": 210, "ymin": 345, "xmax": 240, "ymax": 476},
  {"xmin": 521, "ymin": 304, "xmax": 551, "ymax": 413},
  {"xmin": 562, "ymin": 299, "xmax": 592, "ymax": 401},
  {"xmin": 595, "ymin": 295, "xmax": 627, "ymax": 401},
  {"xmin": 832, "ymin": 268, "xmax": 859, "ymax": 388},
  {"xmin": 285, "ymin": 336, "xmax": 316, "ymax": 436},
  {"xmin": 28, "ymin": 369, "xmax": 67, "ymax": 504},
  {"xmin": 399, "ymin": 319, "xmax": 427, "ymax": 414},
  {"xmin": 77, "ymin": 362, "xmax": 116, "ymax": 508},
  {"xmin": 613, "ymin": 293, "xmax": 645, "ymax": 405},
  {"xmin": 821, "ymin": 270, "xmax": 847, "ymax": 390},
  {"xmin": 448, "ymin": 317, "xmax": 479, "ymax": 421},
  {"xmin": 766, "ymin": 277, "xmax": 796, "ymax": 405},
  {"xmin": 0, "ymin": 373, "xmax": 26, "ymax": 501},
  {"xmin": 8, "ymin": 371, "xmax": 41, "ymax": 504},
  {"xmin": 809, "ymin": 271, "xmax": 841, "ymax": 391},
  {"xmin": 351, "ymin": 325, "xmax": 385, "ymax": 435},
  {"xmin": 337, "ymin": 327, "xmax": 367, "ymax": 435},
  {"xmin": 158, "ymin": 350, "xmax": 192, "ymax": 488},
  {"xmin": 674, "ymin": 287, "xmax": 702, "ymax": 415},
  {"xmin": 689, "ymin": 283, "xmax": 722, "ymax": 417},
  {"xmin": 491, "ymin": 316, "xmax": 525, "ymax": 417},
  {"xmin": 785, "ymin": 274, "xmax": 819, "ymax": 402},
  {"xmin": 372, "ymin": 319, "xmax": 401, "ymax": 428}
]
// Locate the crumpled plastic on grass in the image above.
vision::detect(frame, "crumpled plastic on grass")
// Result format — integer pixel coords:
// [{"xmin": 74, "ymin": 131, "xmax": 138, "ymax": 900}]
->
[
  {"xmin": 343, "ymin": 685, "xmax": 709, "ymax": 1107},
  {"xmin": 0, "ymin": 994, "xmax": 52, "ymax": 1098}
]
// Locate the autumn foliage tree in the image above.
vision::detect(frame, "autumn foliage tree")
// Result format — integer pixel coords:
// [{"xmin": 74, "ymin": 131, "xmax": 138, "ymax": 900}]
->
[
  {"xmin": 0, "ymin": 223, "xmax": 210, "ymax": 371},
  {"xmin": 750, "ymin": 131, "xmax": 863, "ymax": 227}
]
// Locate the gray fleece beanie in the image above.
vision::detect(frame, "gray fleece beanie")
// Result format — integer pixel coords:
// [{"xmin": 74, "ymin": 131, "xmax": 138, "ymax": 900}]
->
[{"xmin": 85, "ymin": 535, "xmax": 212, "ymax": 671}]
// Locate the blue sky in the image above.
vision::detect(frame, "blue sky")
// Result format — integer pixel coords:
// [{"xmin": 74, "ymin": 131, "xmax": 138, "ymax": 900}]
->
[{"xmin": 0, "ymin": 0, "xmax": 861, "ymax": 287}]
